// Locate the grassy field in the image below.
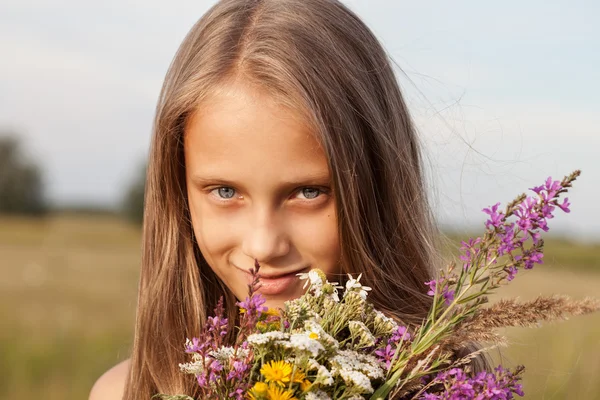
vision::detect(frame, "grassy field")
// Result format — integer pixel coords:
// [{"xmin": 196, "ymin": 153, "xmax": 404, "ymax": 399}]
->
[{"xmin": 1, "ymin": 214, "xmax": 599, "ymax": 399}]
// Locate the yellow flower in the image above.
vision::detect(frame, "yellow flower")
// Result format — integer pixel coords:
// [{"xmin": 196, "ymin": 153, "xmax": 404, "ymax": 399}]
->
[
  {"xmin": 269, "ymin": 320, "xmax": 282, "ymax": 330},
  {"xmin": 291, "ymin": 368, "xmax": 305, "ymax": 383},
  {"xmin": 246, "ymin": 381, "xmax": 269, "ymax": 399},
  {"xmin": 260, "ymin": 360, "xmax": 293, "ymax": 387},
  {"xmin": 300, "ymin": 379, "xmax": 312, "ymax": 393},
  {"xmin": 256, "ymin": 321, "xmax": 268, "ymax": 330},
  {"xmin": 264, "ymin": 308, "xmax": 281, "ymax": 317},
  {"xmin": 308, "ymin": 332, "xmax": 319, "ymax": 340},
  {"xmin": 266, "ymin": 384, "xmax": 297, "ymax": 400}
]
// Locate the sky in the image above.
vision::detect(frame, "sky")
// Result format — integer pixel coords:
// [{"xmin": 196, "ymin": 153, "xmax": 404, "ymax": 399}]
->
[{"xmin": 1, "ymin": 0, "xmax": 598, "ymax": 241}]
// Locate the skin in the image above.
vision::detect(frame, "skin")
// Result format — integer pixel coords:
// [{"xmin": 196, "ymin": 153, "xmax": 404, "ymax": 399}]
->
[{"xmin": 184, "ymin": 82, "xmax": 342, "ymax": 310}]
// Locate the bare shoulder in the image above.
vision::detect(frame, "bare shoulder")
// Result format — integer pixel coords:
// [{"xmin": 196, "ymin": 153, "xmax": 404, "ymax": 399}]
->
[{"xmin": 89, "ymin": 358, "xmax": 131, "ymax": 400}]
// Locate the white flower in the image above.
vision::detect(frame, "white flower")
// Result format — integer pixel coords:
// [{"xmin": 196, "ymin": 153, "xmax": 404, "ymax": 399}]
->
[
  {"xmin": 306, "ymin": 391, "xmax": 332, "ymax": 400},
  {"xmin": 297, "ymin": 269, "xmax": 323, "ymax": 288},
  {"xmin": 179, "ymin": 360, "xmax": 204, "ymax": 375},
  {"xmin": 360, "ymin": 357, "xmax": 385, "ymax": 379},
  {"xmin": 330, "ymin": 288, "xmax": 340, "ymax": 302},
  {"xmin": 296, "ymin": 271, "xmax": 310, "ymax": 286},
  {"xmin": 315, "ymin": 365, "xmax": 334, "ymax": 386},
  {"xmin": 304, "ymin": 320, "xmax": 339, "ymax": 349},
  {"xmin": 348, "ymin": 321, "xmax": 376, "ymax": 347},
  {"xmin": 297, "ymin": 269, "xmax": 327, "ymax": 296},
  {"xmin": 280, "ymin": 331, "xmax": 325, "ymax": 357},
  {"xmin": 339, "ymin": 369, "xmax": 373, "ymax": 393},
  {"xmin": 345, "ymin": 273, "xmax": 372, "ymax": 300},
  {"xmin": 247, "ymin": 331, "xmax": 289, "ymax": 345},
  {"xmin": 306, "ymin": 358, "xmax": 321, "ymax": 371},
  {"xmin": 209, "ymin": 345, "xmax": 249, "ymax": 361},
  {"xmin": 325, "ymin": 281, "xmax": 344, "ymax": 302},
  {"xmin": 209, "ymin": 346, "xmax": 235, "ymax": 361},
  {"xmin": 330, "ymin": 350, "xmax": 385, "ymax": 381},
  {"xmin": 373, "ymin": 309, "xmax": 398, "ymax": 334}
]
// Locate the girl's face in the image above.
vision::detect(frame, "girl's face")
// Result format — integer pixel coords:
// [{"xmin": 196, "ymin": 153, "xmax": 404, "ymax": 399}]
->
[{"xmin": 184, "ymin": 82, "xmax": 341, "ymax": 310}]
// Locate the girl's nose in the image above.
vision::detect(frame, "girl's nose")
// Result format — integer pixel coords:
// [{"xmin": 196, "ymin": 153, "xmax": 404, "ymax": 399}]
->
[{"xmin": 241, "ymin": 207, "xmax": 290, "ymax": 263}]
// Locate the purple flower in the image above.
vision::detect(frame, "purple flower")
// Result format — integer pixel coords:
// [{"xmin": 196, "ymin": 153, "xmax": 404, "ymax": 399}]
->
[
  {"xmin": 197, "ymin": 371, "xmax": 208, "ymax": 388},
  {"xmin": 228, "ymin": 387, "xmax": 245, "ymax": 400},
  {"xmin": 391, "ymin": 325, "xmax": 412, "ymax": 342},
  {"xmin": 207, "ymin": 315, "xmax": 229, "ymax": 337},
  {"xmin": 514, "ymin": 197, "xmax": 537, "ymax": 231},
  {"xmin": 236, "ymin": 293, "xmax": 268, "ymax": 317},
  {"xmin": 425, "ymin": 278, "xmax": 454, "ymax": 305},
  {"xmin": 531, "ymin": 177, "xmax": 562, "ymax": 200},
  {"xmin": 543, "ymin": 177, "xmax": 563, "ymax": 197},
  {"xmin": 421, "ymin": 365, "xmax": 524, "ymax": 399},
  {"xmin": 557, "ymin": 197, "xmax": 570, "ymax": 213},
  {"xmin": 483, "ymin": 202, "xmax": 504, "ymax": 229},
  {"xmin": 374, "ymin": 343, "xmax": 395, "ymax": 369},
  {"xmin": 425, "ymin": 280, "xmax": 437, "ymax": 296},
  {"xmin": 540, "ymin": 203, "xmax": 556, "ymax": 220},
  {"xmin": 497, "ymin": 223, "xmax": 516, "ymax": 256},
  {"xmin": 208, "ymin": 359, "xmax": 223, "ymax": 383},
  {"xmin": 377, "ymin": 326, "xmax": 413, "ymax": 369},
  {"xmin": 537, "ymin": 218, "xmax": 550, "ymax": 232},
  {"xmin": 529, "ymin": 184, "xmax": 544, "ymax": 195},
  {"xmin": 460, "ymin": 238, "xmax": 482, "ymax": 270},
  {"xmin": 515, "ymin": 249, "xmax": 543, "ymax": 270},
  {"xmin": 479, "ymin": 175, "xmax": 574, "ymax": 284},
  {"xmin": 505, "ymin": 266, "xmax": 518, "ymax": 281},
  {"xmin": 442, "ymin": 288, "xmax": 455, "ymax": 305},
  {"xmin": 185, "ymin": 337, "xmax": 204, "ymax": 353},
  {"xmin": 227, "ymin": 360, "xmax": 249, "ymax": 381},
  {"xmin": 460, "ymin": 238, "xmax": 481, "ymax": 250},
  {"xmin": 530, "ymin": 230, "xmax": 542, "ymax": 245}
]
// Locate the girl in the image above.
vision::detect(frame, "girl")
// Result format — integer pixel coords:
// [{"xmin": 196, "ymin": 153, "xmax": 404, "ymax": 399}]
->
[{"xmin": 91, "ymin": 0, "xmax": 487, "ymax": 398}]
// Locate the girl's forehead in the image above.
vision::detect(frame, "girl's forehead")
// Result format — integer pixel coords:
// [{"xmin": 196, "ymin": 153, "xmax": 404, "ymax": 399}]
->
[
  {"xmin": 195, "ymin": 81, "xmax": 310, "ymax": 125},
  {"xmin": 187, "ymin": 83, "xmax": 320, "ymax": 149},
  {"xmin": 184, "ymin": 82, "xmax": 330, "ymax": 182}
]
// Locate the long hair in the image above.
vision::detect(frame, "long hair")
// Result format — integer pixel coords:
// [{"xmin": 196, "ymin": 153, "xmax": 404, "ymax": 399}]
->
[{"xmin": 124, "ymin": 0, "xmax": 488, "ymax": 397}]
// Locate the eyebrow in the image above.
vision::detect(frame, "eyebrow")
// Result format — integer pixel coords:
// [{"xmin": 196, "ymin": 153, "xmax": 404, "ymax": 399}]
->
[{"xmin": 190, "ymin": 173, "xmax": 332, "ymax": 188}]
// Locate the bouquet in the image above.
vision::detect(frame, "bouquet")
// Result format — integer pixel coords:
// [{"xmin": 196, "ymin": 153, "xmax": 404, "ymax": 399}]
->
[{"xmin": 156, "ymin": 170, "xmax": 599, "ymax": 400}]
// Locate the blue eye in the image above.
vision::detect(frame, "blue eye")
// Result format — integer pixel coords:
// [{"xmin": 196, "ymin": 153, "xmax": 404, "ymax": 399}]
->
[
  {"xmin": 300, "ymin": 187, "xmax": 321, "ymax": 199},
  {"xmin": 215, "ymin": 187, "xmax": 236, "ymax": 199}
]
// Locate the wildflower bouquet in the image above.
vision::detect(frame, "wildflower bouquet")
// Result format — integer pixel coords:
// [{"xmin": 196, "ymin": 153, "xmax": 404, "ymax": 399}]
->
[{"xmin": 155, "ymin": 170, "xmax": 599, "ymax": 400}]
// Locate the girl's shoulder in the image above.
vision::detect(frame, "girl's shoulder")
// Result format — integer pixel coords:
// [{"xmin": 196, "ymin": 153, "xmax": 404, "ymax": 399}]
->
[{"xmin": 88, "ymin": 358, "xmax": 130, "ymax": 400}]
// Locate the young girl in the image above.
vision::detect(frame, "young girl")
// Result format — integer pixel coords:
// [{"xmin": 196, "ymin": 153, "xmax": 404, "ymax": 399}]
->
[{"xmin": 91, "ymin": 0, "xmax": 487, "ymax": 398}]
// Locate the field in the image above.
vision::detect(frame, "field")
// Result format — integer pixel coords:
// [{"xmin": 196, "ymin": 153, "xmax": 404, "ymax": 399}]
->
[{"xmin": 1, "ymin": 214, "xmax": 599, "ymax": 399}]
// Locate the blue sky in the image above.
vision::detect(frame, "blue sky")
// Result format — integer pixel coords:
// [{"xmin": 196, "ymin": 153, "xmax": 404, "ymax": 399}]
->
[{"xmin": 1, "ymin": 0, "xmax": 598, "ymax": 241}]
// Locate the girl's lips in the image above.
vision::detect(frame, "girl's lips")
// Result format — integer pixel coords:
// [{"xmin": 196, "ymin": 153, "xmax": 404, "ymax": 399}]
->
[{"xmin": 243, "ymin": 267, "xmax": 310, "ymax": 296}]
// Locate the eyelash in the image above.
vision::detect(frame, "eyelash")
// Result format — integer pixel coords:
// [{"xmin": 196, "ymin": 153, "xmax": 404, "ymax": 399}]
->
[{"xmin": 208, "ymin": 186, "xmax": 329, "ymax": 202}]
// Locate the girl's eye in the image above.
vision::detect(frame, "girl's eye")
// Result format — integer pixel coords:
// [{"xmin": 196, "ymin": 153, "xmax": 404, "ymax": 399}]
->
[
  {"xmin": 298, "ymin": 187, "xmax": 322, "ymax": 200},
  {"xmin": 212, "ymin": 187, "xmax": 236, "ymax": 199}
]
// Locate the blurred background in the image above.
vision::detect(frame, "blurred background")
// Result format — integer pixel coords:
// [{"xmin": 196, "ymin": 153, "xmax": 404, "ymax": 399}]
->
[{"xmin": 1, "ymin": 0, "xmax": 598, "ymax": 398}]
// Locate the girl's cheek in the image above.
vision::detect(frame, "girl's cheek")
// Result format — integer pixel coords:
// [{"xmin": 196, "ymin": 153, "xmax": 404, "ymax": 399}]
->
[
  {"xmin": 187, "ymin": 194, "xmax": 234, "ymax": 258},
  {"xmin": 195, "ymin": 204, "xmax": 241, "ymax": 251},
  {"xmin": 290, "ymin": 203, "xmax": 340, "ymax": 261}
]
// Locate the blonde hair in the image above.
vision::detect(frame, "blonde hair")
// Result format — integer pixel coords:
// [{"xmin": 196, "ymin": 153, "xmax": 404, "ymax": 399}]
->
[{"xmin": 124, "ymin": 0, "xmax": 487, "ymax": 397}]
